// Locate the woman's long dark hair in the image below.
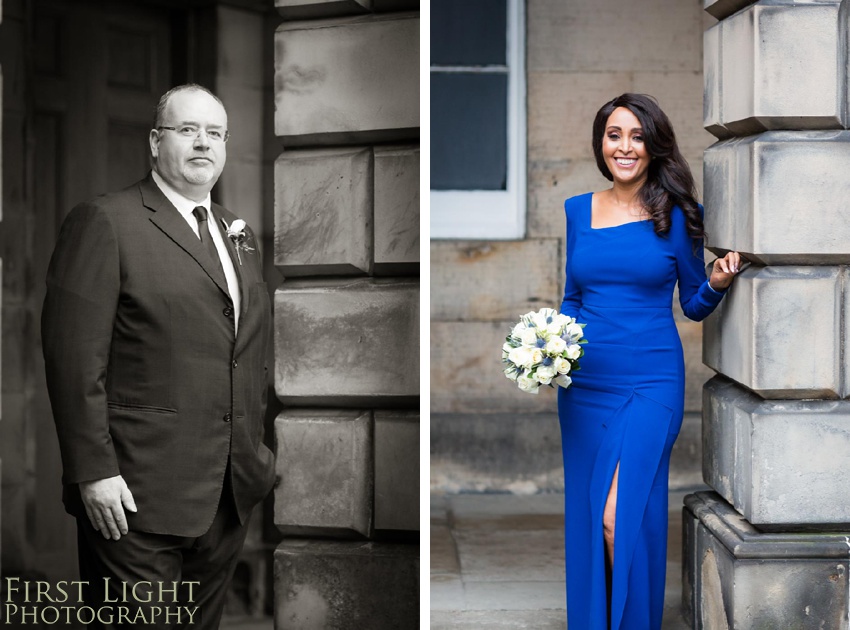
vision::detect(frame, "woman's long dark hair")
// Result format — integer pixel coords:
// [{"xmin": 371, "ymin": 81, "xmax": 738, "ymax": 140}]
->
[{"xmin": 591, "ymin": 93, "xmax": 705, "ymax": 242}]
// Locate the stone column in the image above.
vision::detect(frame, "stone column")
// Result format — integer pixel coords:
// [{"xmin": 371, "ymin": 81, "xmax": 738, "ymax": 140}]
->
[
  {"xmin": 271, "ymin": 3, "xmax": 420, "ymax": 628},
  {"xmin": 685, "ymin": 1, "xmax": 850, "ymax": 627}
]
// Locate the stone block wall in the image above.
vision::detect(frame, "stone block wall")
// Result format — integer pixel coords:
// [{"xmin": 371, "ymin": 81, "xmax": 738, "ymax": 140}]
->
[
  {"xmin": 703, "ymin": 0, "xmax": 843, "ymax": 137},
  {"xmin": 274, "ymin": 13, "xmax": 418, "ymax": 146},
  {"xmin": 431, "ymin": 0, "xmax": 719, "ymax": 492},
  {"xmin": 687, "ymin": 1, "xmax": 850, "ymax": 626},
  {"xmin": 271, "ymin": 2, "xmax": 419, "ymax": 627},
  {"xmin": 703, "ymin": 377, "xmax": 850, "ymax": 528},
  {"xmin": 704, "ymin": 131, "xmax": 850, "ymax": 264},
  {"xmin": 703, "ymin": 266, "xmax": 845, "ymax": 398}
]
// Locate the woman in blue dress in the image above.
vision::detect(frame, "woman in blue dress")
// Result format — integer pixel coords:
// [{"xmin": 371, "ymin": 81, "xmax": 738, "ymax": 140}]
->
[{"xmin": 558, "ymin": 93, "xmax": 743, "ymax": 629}]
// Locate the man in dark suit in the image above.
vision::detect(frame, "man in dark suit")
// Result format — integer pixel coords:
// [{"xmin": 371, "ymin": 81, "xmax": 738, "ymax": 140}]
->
[{"xmin": 41, "ymin": 84, "xmax": 274, "ymax": 629}]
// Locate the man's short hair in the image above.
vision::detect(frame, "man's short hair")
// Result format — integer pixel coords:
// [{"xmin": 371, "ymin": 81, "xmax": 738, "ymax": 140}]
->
[{"xmin": 152, "ymin": 84, "xmax": 226, "ymax": 129}]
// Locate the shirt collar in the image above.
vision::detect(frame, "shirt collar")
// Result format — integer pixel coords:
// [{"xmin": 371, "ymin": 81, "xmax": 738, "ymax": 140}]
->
[{"xmin": 151, "ymin": 170, "xmax": 211, "ymax": 219}]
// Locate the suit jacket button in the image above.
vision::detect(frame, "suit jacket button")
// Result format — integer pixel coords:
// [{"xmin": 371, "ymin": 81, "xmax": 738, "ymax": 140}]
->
[
  {"xmin": 223, "ymin": 413, "xmax": 232, "ymax": 423},
  {"xmin": 232, "ymin": 360, "xmax": 238, "ymax": 368},
  {"xmin": 223, "ymin": 307, "xmax": 233, "ymax": 318}
]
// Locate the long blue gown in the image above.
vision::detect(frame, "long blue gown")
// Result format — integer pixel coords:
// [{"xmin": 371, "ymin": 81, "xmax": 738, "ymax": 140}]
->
[{"xmin": 557, "ymin": 192, "xmax": 726, "ymax": 630}]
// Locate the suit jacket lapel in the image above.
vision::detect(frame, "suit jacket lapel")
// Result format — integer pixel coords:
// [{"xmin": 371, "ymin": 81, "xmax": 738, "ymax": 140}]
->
[
  {"xmin": 214, "ymin": 205, "xmax": 266, "ymax": 357},
  {"xmin": 212, "ymin": 205, "xmax": 250, "ymax": 322},
  {"xmin": 141, "ymin": 174, "xmax": 232, "ymax": 300}
]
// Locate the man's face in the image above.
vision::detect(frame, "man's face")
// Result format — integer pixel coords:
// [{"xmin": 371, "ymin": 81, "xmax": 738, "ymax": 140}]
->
[{"xmin": 150, "ymin": 90, "xmax": 228, "ymax": 201}]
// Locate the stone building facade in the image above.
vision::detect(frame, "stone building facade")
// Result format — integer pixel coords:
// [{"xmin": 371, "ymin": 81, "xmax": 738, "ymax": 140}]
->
[
  {"xmin": 431, "ymin": 1, "xmax": 850, "ymax": 627},
  {"xmin": 431, "ymin": 0, "xmax": 717, "ymax": 493},
  {"xmin": 271, "ymin": 1, "xmax": 420, "ymax": 627}
]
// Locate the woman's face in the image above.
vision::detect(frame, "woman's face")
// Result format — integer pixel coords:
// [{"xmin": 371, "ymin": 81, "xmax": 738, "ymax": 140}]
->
[{"xmin": 602, "ymin": 106, "xmax": 651, "ymax": 187}]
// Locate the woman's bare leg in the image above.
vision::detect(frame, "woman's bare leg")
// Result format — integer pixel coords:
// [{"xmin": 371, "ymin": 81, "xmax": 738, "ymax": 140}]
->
[
  {"xmin": 603, "ymin": 462, "xmax": 620, "ymax": 570},
  {"xmin": 603, "ymin": 462, "xmax": 620, "ymax": 628}
]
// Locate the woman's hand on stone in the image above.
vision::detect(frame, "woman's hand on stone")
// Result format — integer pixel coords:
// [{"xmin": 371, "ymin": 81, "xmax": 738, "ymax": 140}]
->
[{"xmin": 709, "ymin": 251, "xmax": 745, "ymax": 291}]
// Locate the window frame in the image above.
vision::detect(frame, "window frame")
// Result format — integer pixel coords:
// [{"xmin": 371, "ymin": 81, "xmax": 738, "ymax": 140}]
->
[{"xmin": 430, "ymin": 0, "xmax": 527, "ymax": 240}]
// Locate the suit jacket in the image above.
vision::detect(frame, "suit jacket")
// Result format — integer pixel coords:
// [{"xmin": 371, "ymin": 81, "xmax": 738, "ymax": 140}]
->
[{"xmin": 41, "ymin": 173, "xmax": 275, "ymax": 537}]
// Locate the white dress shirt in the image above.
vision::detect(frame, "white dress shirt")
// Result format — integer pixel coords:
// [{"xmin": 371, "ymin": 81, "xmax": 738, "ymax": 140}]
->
[{"xmin": 151, "ymin": 170, "xmax": 241, "ymax": 334}]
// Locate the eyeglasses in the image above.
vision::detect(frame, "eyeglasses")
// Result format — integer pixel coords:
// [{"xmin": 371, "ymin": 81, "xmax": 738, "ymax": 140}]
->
[{"xmin": 157, "ymin": 125, "xmax": 230, "ymax": 143}]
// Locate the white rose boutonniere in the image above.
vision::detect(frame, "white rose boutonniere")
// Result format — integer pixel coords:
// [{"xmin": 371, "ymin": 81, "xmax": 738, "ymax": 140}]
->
[{"xmin": 220, "ymin": 218, "xmax": 255, "ymax": 265}]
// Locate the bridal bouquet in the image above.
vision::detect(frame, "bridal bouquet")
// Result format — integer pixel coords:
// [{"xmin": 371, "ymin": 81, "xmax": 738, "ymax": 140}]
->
[{"xmin": 502, "ymin": 308, "xmax": 587, "ymax": 394}]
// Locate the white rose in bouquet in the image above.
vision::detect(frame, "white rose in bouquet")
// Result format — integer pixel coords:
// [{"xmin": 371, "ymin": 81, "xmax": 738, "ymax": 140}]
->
[
  {"xmin": 554, "ymin": 356, "xmax": 572, "ymax": 374},
  {"xmin": 512, "ymin": 321, "xmax": 527, "ymax": 338},
  {"xmin": 509, "ymin": 346, "xmax": 535, "ymax": 369},
  {"xmin": 565, "ymin": 322, "xmax": 584, "ymax": 341},
  {"xmin": 553, "ymin": 313, "xmax": 571, "ymax": 328},
  {"xmin": 520, "ymin": 328, "xmax": 539, "ymax": 347},
  {"xmin": 565, "ymin": 344, "xmax": 582, "ymax": 360},
  {"xmin": 517, "ymin": 374, "xmax": 539, "ymax": 394},
  {"xmin": 531, "ymin": 310, "xmax": 552, "ymax": 329},
  {"xmin": 546, "ymin": 337, "xmax": 567, "ymax": 355},
  {"xmin": 535, "ymin": 364, "xmax": 557, "ymax": 385},
  {"xmin": 529, "ymin": 348, "xmax": 544, "ymax": 365}
]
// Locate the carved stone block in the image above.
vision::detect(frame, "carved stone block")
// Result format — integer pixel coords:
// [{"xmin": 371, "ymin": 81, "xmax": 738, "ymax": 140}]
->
[{"xmin": 274, "ymin": 409, "xmax": 372, "ymax": 536}]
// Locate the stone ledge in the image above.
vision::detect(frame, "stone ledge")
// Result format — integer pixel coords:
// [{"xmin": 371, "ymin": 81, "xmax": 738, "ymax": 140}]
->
[
  {"xmin": 703, "ymin": 0, "xmax": 756, "ymax": 21},
  {"xmin": 686, "ymin": 491, "xmax": 850, "ymax": 558},
  {"xmin": 275, "ymin": 0, "xmax": 370, "ymax": 20},
  {"xmin": 275, "ymin": 0, "xmax": 418, "ymax": 19},
  {"xmin": 683, "ymin": 491, "xmax": 849, "ymax": 628}
]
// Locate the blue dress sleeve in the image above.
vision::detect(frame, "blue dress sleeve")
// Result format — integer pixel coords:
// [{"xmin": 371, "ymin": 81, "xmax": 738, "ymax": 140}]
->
[
  {"xmin": 560, "ymin": 197, "xmax": 583, "ymax": 317},
  {"xmin": 675, "ymin": 204, "xmax": 726, "ymax": 322}
]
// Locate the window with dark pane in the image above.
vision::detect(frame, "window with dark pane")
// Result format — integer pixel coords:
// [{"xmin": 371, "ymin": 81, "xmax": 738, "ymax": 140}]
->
[
  {"xmin": 431, "ymin": 0, "xmax": 509, "ymax": 192},
  {"xmin": 431, "ymin": 74, "xmax": 507, "ymax": 190},
  {"xmin": 431, "ymin": 0, "xmax": 507, "ymax": 66}
]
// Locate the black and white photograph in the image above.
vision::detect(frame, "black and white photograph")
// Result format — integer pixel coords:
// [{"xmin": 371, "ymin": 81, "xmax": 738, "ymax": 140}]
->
[{"xmin": 0, "ymin": 0, "xmax": 420, "ymax": 628}]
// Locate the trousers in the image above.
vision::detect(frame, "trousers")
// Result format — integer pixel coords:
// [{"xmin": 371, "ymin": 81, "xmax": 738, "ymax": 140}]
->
[{"xmin": 76, "ymin": 465, "xmax": 250, "ymax": 629}]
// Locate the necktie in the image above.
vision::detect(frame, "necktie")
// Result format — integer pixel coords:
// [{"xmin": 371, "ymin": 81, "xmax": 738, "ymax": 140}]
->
[{"xmin": 192, "ymin": 206, "xmax": 225, "ymax": 276}]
